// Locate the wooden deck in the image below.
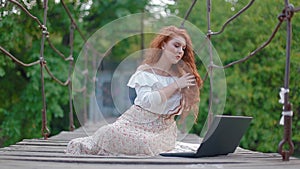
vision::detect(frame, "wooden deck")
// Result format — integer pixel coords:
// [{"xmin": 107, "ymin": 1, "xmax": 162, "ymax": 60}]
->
[{"xmin": 0, "ymin": 120, "xmax": 299, "ymax": 169}]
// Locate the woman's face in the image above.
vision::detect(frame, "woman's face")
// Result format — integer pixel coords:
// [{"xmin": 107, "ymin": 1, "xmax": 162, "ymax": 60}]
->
[{"xmin": 162, "ymin": 35, "xmax": 186, "ymax": 65}]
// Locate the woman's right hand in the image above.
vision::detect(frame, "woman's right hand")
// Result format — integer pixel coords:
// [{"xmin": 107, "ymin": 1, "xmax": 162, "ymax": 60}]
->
[
  {"xmin": 158, "ymin": 73, "xmax": 196, "ymax": 102},
  {"xmin": 175, "ymin": 73, "xmax": 196, "ymax": 89}
]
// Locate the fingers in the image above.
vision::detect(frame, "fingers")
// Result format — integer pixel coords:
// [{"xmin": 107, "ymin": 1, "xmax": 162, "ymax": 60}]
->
[
  {"xmin": 186, "ymin": 77, "xmax": 195, "ymax": 83},
  {"xmin": 186, "ymin": 82, "xmax": 196, "ymax": 89},
  {"xmin": 174, "ymin": 73, "xmax": 197, "ymax": 90},
  {"xmin": 179, "ymin": 73, "xmax": 196, "ymax": 89},
  {"xmin": 181, "ymin": 73, "xmax": 194, "ymax": 80}
]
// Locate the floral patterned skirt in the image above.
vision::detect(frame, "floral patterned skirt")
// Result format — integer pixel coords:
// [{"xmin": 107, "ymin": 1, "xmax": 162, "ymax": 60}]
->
[{"xmin": 65, "ymin": 105, "xmax": 177, "ymax": 156}]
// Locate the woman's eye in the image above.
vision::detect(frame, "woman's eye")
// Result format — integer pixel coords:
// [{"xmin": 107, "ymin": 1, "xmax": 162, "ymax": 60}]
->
[{"xmin": 174, "ymin": 43, "xmax": 185, "ymax": 50}]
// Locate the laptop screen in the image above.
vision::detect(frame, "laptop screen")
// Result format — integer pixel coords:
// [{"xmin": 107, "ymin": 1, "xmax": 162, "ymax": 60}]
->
[{"xmin": 196, "ymin": 115, "xmax": 252, "ymax": 157}]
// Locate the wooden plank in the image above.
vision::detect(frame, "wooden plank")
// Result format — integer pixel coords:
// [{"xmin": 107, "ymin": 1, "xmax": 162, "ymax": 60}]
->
[
  {"xmin": 1, "ymin": 160, "xmax": 299, "ymax": 169},
  {"xmin": 0, "ymin": 151, "xmax": 68, "ymax": 157},
  {"xmin": 0, "ymin": 152, "xmax": 298, "ymax": 166},
  {"xmin": 48, "ymin": 131, "xmax": 93, "ymax": 140},
  {"xmin": 0, "ymin": 154, "xmax": 274, "ymax": 164},
  {"xmin": 0, "ymin": 141, "xmax": 282, "ymax": 160},
  {"xmin": 2, "ymin": 145, "xmax": 65, "ymax": 153},
  {"xmin": 21, "ymin": 139, "xmax": 68, "ymax": 143},
  {"xmin": 0, "ymin": 119, "xmax": 299, "ymax": 169},
  {"xmin": 16, "ymin": 141, "xmax": 68, "ymax": 146}
]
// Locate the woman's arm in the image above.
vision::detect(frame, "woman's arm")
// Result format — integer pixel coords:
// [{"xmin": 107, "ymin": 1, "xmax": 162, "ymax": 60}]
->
[{"xmin": 135, "ymin": 86, "xmax": 165, "ymax": 114}]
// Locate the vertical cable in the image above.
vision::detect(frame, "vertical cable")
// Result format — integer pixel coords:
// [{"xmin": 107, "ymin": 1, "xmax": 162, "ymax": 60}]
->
[{"xmin": 40, "ymin": 0, "xmax": 50, "ymax": 139}]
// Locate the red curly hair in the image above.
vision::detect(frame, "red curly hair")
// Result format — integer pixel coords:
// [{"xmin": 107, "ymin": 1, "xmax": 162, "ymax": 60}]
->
[{"xmin": 142, "ymin": 26, "xmax": 203, "ymax": 123}]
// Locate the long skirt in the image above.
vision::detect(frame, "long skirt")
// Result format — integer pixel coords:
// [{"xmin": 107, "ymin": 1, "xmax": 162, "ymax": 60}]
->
[{"xmin": 65, "ymin": 105, "xmax": 177, "ymax": 156}]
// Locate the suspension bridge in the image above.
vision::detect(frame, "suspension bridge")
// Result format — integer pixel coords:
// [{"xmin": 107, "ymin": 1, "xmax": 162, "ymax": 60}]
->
[{"xmin": 0, "ymin": 0, "xmax": 300, "ymax": 168}]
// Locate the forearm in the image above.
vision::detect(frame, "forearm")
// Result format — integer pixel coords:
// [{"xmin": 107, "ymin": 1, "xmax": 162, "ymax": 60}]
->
[{"xmin": 158, "ymin": 82, "xmax": 180, "ymax": 102}]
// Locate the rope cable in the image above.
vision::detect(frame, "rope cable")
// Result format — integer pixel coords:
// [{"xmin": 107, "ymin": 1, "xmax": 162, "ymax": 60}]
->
[
  {"xmin": 0, "ymin": 46, "xmax": 40, "ymax": 67},
  {"xmin": 212, "ymin": 20, "xmax": 284, "ymax": 69},
  {"xmin": 209, "ymin": 0, "xmax": 255, "ymax": 36}
]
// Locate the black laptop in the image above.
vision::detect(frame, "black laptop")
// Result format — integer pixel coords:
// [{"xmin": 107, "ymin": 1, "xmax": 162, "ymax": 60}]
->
[{"xmin": 160, "ymin": 115, "xmax": 252, "ymax": 158}]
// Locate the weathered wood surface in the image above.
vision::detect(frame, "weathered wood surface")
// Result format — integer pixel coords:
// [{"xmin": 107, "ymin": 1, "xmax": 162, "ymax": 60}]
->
[{"xmin": 0, "ymin": 120, "xmax": 299, "ymax": 169}]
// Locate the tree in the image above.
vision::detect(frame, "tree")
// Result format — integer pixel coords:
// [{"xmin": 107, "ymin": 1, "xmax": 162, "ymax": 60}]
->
[
  {"xmin": 0, "ymin": 0, "xmax": 149, "ymax": 147},
  {"xmin": 167, "ymin": 0, "xmax": 300, "ymax": 154}
]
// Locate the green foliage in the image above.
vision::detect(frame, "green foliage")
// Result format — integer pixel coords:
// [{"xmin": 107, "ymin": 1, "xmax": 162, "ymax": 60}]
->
[
  {"xmin": 0, "ymin": 0, "xmax": 148, "ymax": 147},
  {"xmin": 168, "ymin": 0, "xmax": 300, "ymax": 154},
  {"xmin": 83, "ymin": 0, "xmax": 148, "ymax": 36}
]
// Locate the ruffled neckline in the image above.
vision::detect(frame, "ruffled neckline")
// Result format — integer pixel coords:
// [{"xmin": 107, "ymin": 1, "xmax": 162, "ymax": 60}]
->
[
  {"xmin": 137, "ymin": 64, "xmax": 178, "ymax": 77},
  {"xmin": 127, "ymin": 67, "xmax": 177, "ymax": 88}
]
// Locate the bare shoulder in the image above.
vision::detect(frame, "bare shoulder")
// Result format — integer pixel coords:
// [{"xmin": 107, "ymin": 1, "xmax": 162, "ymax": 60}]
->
[{"xmin": 137, "ymin": 64, "xmax": 152, "ymax": 71}]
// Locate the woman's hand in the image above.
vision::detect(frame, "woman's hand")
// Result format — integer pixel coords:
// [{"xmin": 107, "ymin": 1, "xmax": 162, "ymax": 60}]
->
[
  {"xmin": 158, "ymin": 73, "xmax": 195, "ymax": 102},
  {"xmin": 175, "ymin": 73, "xmax": 196, "ymax": 89}
]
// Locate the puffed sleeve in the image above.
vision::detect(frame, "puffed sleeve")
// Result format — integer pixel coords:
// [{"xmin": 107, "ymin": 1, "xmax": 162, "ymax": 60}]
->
[
  {"xmin": 127, "ymin": 70, "xmax": 166, "ymax": 114},
  {"xmin": 127, "ymin": 70, "xmax": 158, "ymax": 88}
]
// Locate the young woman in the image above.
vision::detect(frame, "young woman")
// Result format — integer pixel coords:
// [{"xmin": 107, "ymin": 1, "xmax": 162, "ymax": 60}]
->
[{"xmin": 66, "ymin": 25, "xmax": 202, "ymax": 156}]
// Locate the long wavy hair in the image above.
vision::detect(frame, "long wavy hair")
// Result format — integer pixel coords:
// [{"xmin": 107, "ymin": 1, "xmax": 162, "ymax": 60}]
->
[{"xmin": 142, "ymin": 26, "xmax": 203, "ymax": 123}]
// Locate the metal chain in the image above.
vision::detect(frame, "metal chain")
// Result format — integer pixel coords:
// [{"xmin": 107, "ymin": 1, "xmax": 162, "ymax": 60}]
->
[{"xmin": 278, "ymin": 0, "xmax": 295, "ymax": 161}]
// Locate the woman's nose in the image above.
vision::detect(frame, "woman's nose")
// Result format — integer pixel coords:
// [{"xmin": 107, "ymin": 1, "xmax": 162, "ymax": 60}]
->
[{"xmin": 178, "ymin": 47, "xmax": 184, "ymax": 54}]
